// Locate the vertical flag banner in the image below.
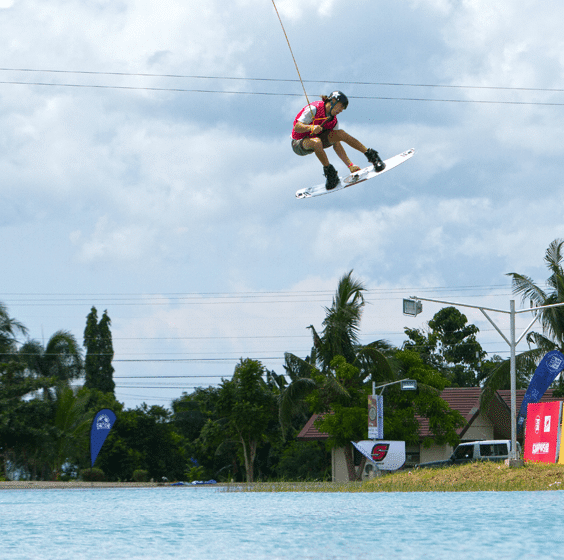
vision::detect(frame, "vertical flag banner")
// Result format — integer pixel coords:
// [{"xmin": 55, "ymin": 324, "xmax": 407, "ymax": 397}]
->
[
  {"xmin": 524, "ymin": 401, "xmax": 562, "ymax": 463},
  {"xmin": 517, "ymin": 350, "xmax": 564, "ymax": 433},
  {"xmin": 368, "ymin": 395, "xmax": 383, "ymax": 439},
  {"xmin": 90, "ymin": 409, "xmax": 116, "ymax": 467}
]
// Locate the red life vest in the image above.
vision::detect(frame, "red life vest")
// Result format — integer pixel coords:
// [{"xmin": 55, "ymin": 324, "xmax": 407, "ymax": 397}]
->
[{"xmin": 292, "ymin": 100, "xmax": 338, "ymax": 140}]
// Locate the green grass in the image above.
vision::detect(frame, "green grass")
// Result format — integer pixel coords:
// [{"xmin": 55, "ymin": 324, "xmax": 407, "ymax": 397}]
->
[{"xmin": 223, "ymin": 462, "xmax": 564, "ymax": 492}]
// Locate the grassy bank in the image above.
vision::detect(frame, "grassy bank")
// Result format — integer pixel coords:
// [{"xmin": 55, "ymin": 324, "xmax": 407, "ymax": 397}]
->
[
  {"xmin": 3, "ymin": 462, "xmax": 564, "ymax": 492},
  {"xmin": 228, "ymin": 462, "xmax": 564, "ymax": 492}
]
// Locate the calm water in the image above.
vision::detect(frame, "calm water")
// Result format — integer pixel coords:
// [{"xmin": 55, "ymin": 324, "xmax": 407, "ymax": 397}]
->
[{"xmin": 1, "ymin": 487, "xmax": 564, "ymax": 559}]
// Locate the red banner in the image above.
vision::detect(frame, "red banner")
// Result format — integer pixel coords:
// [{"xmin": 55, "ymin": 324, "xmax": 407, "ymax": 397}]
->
[{"xmin": 524, "ymin": 401, "xmax": 562, "ymax": 463}]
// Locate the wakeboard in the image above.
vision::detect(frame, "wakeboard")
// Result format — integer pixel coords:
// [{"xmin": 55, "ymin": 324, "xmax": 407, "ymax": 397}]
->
[{"xmin": 295, "ymin": 148, "xmax": 415, "ymax": 199}]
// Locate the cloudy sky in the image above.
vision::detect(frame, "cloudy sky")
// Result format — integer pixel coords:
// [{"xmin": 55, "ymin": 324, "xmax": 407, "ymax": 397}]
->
[{"xmin": 2, "ymin": 0, "xmax": 564, "ymax": 408}]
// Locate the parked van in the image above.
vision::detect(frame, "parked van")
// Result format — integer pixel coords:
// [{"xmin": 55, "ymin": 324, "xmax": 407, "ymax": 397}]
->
[{"xmin": 416, "ymin": 440, "xmax": 521, "ymax": 469}]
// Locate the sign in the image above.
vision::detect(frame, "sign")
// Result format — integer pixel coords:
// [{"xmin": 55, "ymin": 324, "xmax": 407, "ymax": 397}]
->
[
  {"xmin": 90, "ymin": 408, "xmax": 117, "ymax": 467},
  {"xmin": 352, "ymin": 440, "xmax": 406, "ymax": 471},
  {"xmin": 517, "ymin": 350, "xmax": 564, "ymax": 433},
  {"xmin": 368, "ymin": 395, "xmax": 383, "ymax": 439},
  {"xmin": 524, "ymin": 401, "xmax": 562, "ymax": 463}
]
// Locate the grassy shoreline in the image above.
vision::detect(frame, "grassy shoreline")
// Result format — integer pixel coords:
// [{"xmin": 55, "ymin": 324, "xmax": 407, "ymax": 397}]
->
[{"xmin": 2, "ymin": 462, "xmax": 564, "ymax": 492}]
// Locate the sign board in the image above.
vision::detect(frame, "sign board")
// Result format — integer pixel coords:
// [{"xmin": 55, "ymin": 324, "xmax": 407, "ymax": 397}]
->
[
  {"xmin": 524, "ymin": 401, "xmax": 562, "ymax": 463},
  {"xmin": 368, "ymin": 395, "xmax": 383, "ymax": 439},
  {"xmin": 352, "ymin": 440, "xmax": 406, "ymax": 471}
]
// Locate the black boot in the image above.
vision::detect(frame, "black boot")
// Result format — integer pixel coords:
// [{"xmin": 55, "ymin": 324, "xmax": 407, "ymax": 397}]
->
[
  {"xmin": 323, "ymin": 164, "xmax": 339, "ymax": 190},
  {"xmin": 365, "ymin": 148, "xmax": 386, "ymax": 172}
]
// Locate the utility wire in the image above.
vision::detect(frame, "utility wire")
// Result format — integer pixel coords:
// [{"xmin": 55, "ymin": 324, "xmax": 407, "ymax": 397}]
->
[
  {"xmin": 1, "ymin": 80, "xmax": 564, "ymax": 107},
  {"xmin": 2, "ymin": 67, "xmax": 564, "ymax": 93}
]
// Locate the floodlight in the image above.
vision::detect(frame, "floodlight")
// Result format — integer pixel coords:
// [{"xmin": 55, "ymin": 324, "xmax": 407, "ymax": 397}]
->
[
  {"xmin": 401, "ymin": 379, "xmax": 418, "ymax": 391},
  {"xmin": 403, "ymin": 298, "xmax": 422, "ymax": 317}
]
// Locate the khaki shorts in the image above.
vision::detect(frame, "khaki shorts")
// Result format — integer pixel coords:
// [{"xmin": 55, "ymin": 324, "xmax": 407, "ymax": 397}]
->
[{"xmin": 291, "ymin": 130, "xmax": 333, "ymax": 156}]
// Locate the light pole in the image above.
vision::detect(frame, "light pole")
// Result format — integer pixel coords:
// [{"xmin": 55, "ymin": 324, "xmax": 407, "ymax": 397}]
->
[{"xmin": 403, "ymin": 296, "xmax": 564, "ymax": 465}]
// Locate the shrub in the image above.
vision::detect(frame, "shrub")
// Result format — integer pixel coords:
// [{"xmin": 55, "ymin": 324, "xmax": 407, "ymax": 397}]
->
[
  {"xmin": 132, "ymin": 469, "xmax": 149, "ymax": 482},
  {"xmin": 81, "ymin": 468, "xmax": 106, "ymax": 482}
]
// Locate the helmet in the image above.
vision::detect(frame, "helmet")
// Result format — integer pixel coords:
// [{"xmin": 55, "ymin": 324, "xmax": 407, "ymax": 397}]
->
[{"xmin": 327, "ymin": 91, "xmax": 349, "ymax": 109}]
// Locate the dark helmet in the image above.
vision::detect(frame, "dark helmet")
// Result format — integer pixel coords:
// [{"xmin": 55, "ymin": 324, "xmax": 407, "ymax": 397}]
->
[{"xmin": 327, "ymin": 90, "xmax": 349, "ymax": 109}]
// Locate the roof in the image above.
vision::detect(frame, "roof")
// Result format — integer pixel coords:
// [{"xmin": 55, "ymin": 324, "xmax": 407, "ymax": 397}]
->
[
  {"xmin": 497, "ymin": 389, "xmax": 559, "ymax": 411},
  {"xmin": 296, "ymin": 387, "xmax": 543, "ymax": 441},
  {"xmin": 297, "ymin": 412, "xmax": 329, "ymax": 440},
  {"xmin": 415, "ymin": 387, "xmax": 484, "ymax": 438}
]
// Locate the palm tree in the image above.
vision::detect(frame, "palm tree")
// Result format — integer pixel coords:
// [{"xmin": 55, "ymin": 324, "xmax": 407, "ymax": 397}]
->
[
  {"xmin": 0, "ymin": 302, "xmax": 27, "ymax": 358},
  {"xmin": 18, "ymin": 330, "xmax": 84, "ymax": 400},
  {"xmin": 279, "ymin": 271, "xmax": 395, "ymax": 433},
  {"xmin": 483, "ymin": 239, "xmax": 564, "ymax": 395}
]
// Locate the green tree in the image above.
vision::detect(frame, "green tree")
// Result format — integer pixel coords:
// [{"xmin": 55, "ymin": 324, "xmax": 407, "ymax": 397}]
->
[
  {"xmin": 279, "ymin": 272, "xmax": 396, "ymax": 481},
  {"xmin": 279, "ymin": 271, "xmax": 394, "ymax": 434},
  {"xmin": 49, "ymin": 386, "xmax": 91, "ymax": 477},
  {"xmin": 484, "ymin": 239, "xmax": 564, "ymax": 396},
  {"xmin": 83, "ymin": 307, "xmax": 115, "ymax": 395},
  {"xmin": 387, "ymin": 350, "xmax": 465, "ymax": 448},
  {"xmin": 403, "ymin": 307, "xmax": 486, "ymax": 387},
  {"xmin": 95, "ymin": 404, "xmax": 186, "ymax": 481},
  {"xmin": 18, "ymin": 330, "xmax": 83, "ymax": 401},
  {"xmin": 0, "ymin": 302, "xmax": 27, "ymax": 358},
  {"xmin": 215, "ymin": 359, "xmax": 278, "ymax": 482}
]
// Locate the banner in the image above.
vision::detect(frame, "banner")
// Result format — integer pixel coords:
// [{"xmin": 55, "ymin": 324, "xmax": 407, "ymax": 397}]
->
[
  {"xmin": 517, "ymin": 350, "xmax": 564, "ymax": 433},
  {"xmin": 352, "ymin": 440, "xmax": 405, "ymax": 471},
  {"xmin": 90, "ymin": 409, "xmax": 117, "ymax": 467},
  {"xmin": 524, "ymin": 401, "xmax": 562, "ymax": 463},
  {"xmin": 368, "ymin": 395, "xmax": 383, "ymax": 439}
]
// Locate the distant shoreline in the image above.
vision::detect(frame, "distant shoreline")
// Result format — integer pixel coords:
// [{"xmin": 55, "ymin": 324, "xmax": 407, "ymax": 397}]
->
[
  {"xmin": 3, "ymin": 462, "xmax": 564, "ymax": 491},
  {"xmin": 0, "ymin": 481, "xmax": 228, "ymax": 490}
]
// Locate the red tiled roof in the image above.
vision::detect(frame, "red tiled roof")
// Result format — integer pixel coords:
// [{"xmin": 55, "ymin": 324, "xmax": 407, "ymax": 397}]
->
[
  {"xmin": 297, "ymin": 413, "xmax": 329, "ymax": 440},
  {"xmin": 415, "ymin": 387, "xmax": 483, "ymax": 438},
  {"xmin": 497, "ymin": 389, "xmax": 559, "ymax": 411},
  {"xmin": 297, "ymin": 387, "xmax": 544, "ymax": 441}
]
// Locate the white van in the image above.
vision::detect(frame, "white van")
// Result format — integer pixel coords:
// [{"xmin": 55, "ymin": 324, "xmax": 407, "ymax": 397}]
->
[{"xmin": 416, "ymin": 439, "xmax": 521, "ymax": 469}]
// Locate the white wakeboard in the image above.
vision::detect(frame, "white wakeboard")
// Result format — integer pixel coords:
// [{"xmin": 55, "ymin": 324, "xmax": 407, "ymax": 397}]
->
[{"xmin": 295, "ymin": 148, "xmax": 415, "ymax": 199}]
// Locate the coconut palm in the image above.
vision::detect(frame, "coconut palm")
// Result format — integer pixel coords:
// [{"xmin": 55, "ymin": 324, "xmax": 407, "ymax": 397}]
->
[
  {"xmin": 0, "ymin": 302, "xmax": 27, "ymax": 357},
  {"xmin": 18, "ymin": 330, "xmax": 84, "ymax": 400},
  {"xmin": 483, "ymin": 239, "xmax": 564, "ymax": 395},
  {"xmin": 279, "ymin": 271, "xmax": 395, "ymax": 432}
]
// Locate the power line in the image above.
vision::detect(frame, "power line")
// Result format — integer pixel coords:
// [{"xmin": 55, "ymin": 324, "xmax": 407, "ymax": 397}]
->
[
  {"xmin": 2, "ymin": 67, "xmax": 564, "ymax": 93},
  {"xmin": 1, "ymin": 79, "xmax": 564, "ymax": 107}
]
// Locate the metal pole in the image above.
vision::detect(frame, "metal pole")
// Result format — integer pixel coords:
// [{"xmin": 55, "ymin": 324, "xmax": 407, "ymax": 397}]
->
[{"xmin": 509, "ymin": 300, "xmax": 517, "ymax": 461}]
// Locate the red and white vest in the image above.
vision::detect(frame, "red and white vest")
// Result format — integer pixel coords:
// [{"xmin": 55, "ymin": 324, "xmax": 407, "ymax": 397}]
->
[{"xmin": 292, "ymin": 100, "xmax": 338, "ymax": 140}]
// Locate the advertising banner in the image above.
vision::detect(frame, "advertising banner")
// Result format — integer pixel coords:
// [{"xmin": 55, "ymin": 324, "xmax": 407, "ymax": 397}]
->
[
  {"xmin": 90, "ymin": 409, "xmax": 117, "ymax": 467},
  {"xmin": 517, "ymin": 350, "xmax": 564, "ymax": 433},
  {"xmin": 352, "ymin": 440, "xmax": 406, "ymax": 471},
  {"xmin": 524, "ymin": 401, "xmax": 562, "ymax": 463},
  {"xmin": 368, "ymin": 395, "xmax": 383, "ymax": 439}
]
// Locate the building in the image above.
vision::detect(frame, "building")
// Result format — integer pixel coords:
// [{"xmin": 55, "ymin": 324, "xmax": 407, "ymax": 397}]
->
[{"xmin": 297, "ymin": 387, "xmax": 561, "ymax": 482}]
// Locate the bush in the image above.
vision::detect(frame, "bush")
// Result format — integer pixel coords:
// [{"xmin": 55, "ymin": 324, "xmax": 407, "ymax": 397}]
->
[
  {"xmin": 185, "ymin": 466, "xmax": 205, "ymax": 482},
  {"xmin": 81, "ymin": 468, "xmax": 106, "ymax": 482},
  {"xmin": 132, "ymin": 469, "xmax": 149, "ymax": 482}
]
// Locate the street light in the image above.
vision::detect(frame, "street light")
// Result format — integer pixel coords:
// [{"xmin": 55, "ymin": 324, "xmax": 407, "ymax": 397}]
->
[
  {"xmin": 402, "ymin": 295, "xmax": 564, "ymax": 466},
  {"xmin": 373, "ymin": 379, "xmax": 418, "ymax": 395},
  {"xmin": 403, "ymin": 298, "xmax": 422, "ymax": 317}
]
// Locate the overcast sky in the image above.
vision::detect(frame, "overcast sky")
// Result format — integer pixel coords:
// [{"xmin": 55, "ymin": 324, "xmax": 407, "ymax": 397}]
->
[{"xmin": 2, "ymin": 0, "xmax": 564, "ymax": 409}]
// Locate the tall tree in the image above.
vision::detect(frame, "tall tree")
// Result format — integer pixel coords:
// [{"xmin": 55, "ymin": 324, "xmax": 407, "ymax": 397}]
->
[
  {"xmin": 403, "ymin": 307, "xmax": 486, "ymax": 387},
  {"xmin": 18, "ymin": 330, "xmax": 83, "ymax": 400},
  {"xmin": 215, "ymin": 359, "xmax": 278, "ymax": 482},
  {"xmin": 0, "ymin": 302, "xmax": 27, "ymax": 358},
  {"xmin": 279, "ymin": 271, "xmax": 396, "ymax": 481},
  {"xmin": 83, "ymin": 308, "xmax": 115, "ymax": 395},
  {"xmin": 484, "ymin": 239, "xmax": 564, "ymax": 395},
  {"xmin": 280, "ymin": 271, "xmax": 395, "ymax": 434}
]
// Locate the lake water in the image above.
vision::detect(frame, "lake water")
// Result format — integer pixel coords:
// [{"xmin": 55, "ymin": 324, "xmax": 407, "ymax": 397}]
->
[{"xmin": 1, "ymin": 487, "xmax": 564, "ymax": 559}]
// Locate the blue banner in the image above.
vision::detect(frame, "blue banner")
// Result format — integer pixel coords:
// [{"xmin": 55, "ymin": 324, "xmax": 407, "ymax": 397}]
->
[
  {"xmin": 516, "ymin": 350, "xmax": 564, "ymax": 433},
  {"xmin": 90, "ymin": 409, "xmax": 117, "ymax": 467}
]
